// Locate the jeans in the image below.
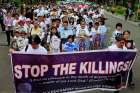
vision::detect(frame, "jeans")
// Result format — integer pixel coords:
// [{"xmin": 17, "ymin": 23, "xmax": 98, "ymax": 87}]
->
[
  {"xmin": 0, "ymin": 19, "xmax": 5, "ymax": 31},
  {"xmin": 100, "ymin": 34, "xmax": 106, "ymax": 49},
  {"xmin": 6, "ymin": 30, "xmax": 14, "ymax": 46},
  {"xmin": 128, "ymin": 69, "xmax": 133, "ymax": 84}
]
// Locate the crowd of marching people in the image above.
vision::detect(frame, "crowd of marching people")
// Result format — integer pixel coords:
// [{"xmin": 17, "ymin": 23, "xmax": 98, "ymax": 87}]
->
[
  {"xmin": 0, "ymin": 2, "xmax": 136, "ymax": 92},
  {"xmin": 0, "ymin": 2, "xmax": 109, "ymax": 53}
]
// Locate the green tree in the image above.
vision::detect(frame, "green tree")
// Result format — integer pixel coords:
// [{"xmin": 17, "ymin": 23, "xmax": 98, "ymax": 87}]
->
[{"xmin": 12, "ymin": 0, "xmax": 22, "ymax": 7}]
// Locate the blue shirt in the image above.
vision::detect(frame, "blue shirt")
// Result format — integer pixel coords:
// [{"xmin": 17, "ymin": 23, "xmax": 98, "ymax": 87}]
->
[
  {"xmin": 63, "ymin": 42, "xmax": 78, "ymax": 52},
  {"xmin": 98, "ymin": 25, "xmax": 107, "ymax": 34},
  {"xmin": 59, "ymin": 26, "xmax": 74, "ymax": 39}
]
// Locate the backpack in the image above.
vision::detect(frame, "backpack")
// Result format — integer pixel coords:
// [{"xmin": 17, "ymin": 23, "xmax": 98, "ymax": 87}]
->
[
  {"xmin": 41, "ymin": 33, "xmax": 50, "ymax": 51},
  {"xmin": 25, "ymin": 45, "xmax": 29, "ymax": 52}
]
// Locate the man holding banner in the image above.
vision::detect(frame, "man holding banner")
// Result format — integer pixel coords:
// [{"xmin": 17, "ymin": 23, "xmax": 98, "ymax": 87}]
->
[{"xmin": 21, "ymin": 35, "xmax": 47, "ymax": 54}]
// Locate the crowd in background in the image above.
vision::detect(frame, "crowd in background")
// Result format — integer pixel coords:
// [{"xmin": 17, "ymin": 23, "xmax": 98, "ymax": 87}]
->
[
  {"xmin": 0, "ymin": 2, "xmax": 135, "ymax": 53},
  {"xmin": 0, "ymin": 2, "xmax": 136, "ymax": 53},
  {"xmin": 0, "ymin": 2, "xmax": 109, "ymax": 53}
]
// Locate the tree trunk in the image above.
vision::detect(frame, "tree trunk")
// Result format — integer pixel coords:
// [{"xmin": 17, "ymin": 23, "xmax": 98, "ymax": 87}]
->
[
  {"xmin": 112, "ymin": 0, "xmax": 115, "ymax": 5},
  {"xmin": 131, "ymin": 0, "xmax": 136, "ymax": 10}
]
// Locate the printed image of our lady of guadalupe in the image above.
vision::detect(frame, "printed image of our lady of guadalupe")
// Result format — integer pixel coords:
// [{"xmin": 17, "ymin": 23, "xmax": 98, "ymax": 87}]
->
[
  {"xmin": 79, "ymin": 29, "xmax": 86, "ymax": 37},
  {"xmin": 79, "ymin": 29, "xmax": 86, "ymax": 51},
  {"xmin": 17, "ymin": 83, "xmax": 33, "ymax": 93},
  {"xmin": 10, "ymin": 36, "xmax": 28, "ymax": 51}
]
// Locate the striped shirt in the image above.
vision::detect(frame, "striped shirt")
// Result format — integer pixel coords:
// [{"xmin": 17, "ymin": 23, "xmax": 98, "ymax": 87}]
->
[{"xmin": 4, "ymin": 17, "xmax": 13, "ymax": 27}]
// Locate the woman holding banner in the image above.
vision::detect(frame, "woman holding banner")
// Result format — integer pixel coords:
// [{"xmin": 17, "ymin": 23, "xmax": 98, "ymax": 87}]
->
[
  {"xmin": 108, "ymin": 34, "xmax": 127, "ymax": 93},
  {"xmin": 123, "ymin": 30, "xmax": 135, "ymax": 88}
]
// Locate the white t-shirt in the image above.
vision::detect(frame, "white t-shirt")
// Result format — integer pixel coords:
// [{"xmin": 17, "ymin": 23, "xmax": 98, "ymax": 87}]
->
[
  {"xmin": 21, "ymin": 44, "xmax": 47, "ymax": 54},
  {"xmin": 45, "ymin": 18, "xmax": 51, "ymax": 25},
  {"xmin": 112, "ymin": 30, "xmax": 122, "ymax": 36},
  {"xmin": 72, "ymin": 15, "xmax": 79, "ymax": 22},
  {"xmin": 2, "ymin": 9, "xmax": 7, "ymax": 14},
  {"xmin": 44, "ymin": 10, "xmax": 48, "ymax": 15},
  {"xmin": 92, "ymin": 13, "xmax": 101, "ymax": 19},
  {"xmin": 57, "ymin": 9, "xmax": 61, "ymax": 16},
  {"xmin": 111, "ymin": 30, "xmax": 123, "ymax": 44},
  {"xmin": 83, "ymin": 15, "xmax": 90, "ymax": 24},
  {"xmin": 100, "ymin": 9, "xmax": 105, "ymax": 15},
  {"xmin": 108, "ymin": 44, "xmax": 127, "ymax": 50}
]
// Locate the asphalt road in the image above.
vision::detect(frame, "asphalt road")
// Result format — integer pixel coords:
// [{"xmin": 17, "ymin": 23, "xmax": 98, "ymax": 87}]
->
[{"xmin": 0, "ymin": 13, "xmax": 140, "ymax": 93}]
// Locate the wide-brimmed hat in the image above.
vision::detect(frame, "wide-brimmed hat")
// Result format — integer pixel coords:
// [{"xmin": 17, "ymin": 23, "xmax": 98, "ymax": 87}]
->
[
  {"xmin": 14, "ymin": 27, "xmax": 20, "ymax": 33},
  {"xmin": 20, "ymin": 27, "xmax": 27, "ymax": 34}
]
